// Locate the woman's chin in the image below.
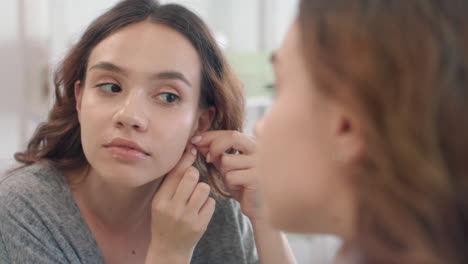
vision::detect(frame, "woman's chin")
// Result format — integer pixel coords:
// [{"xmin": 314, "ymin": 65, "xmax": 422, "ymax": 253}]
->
[{"xmin": 93, "ymin": 164, "xmax": 164, "ymax": 188}]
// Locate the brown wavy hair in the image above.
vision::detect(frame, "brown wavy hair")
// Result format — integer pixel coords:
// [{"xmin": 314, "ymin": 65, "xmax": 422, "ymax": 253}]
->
[
  {"xmin": 14, "ymin": 0, "xmax": 244, "ymax": 196},
  {"xmin": 298, "ymin": 0, "xmax": 468, "ymax": 263}
]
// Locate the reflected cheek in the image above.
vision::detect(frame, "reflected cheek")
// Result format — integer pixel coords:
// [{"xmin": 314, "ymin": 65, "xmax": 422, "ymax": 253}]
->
[
  {"xmin": 257, "ymin": 103, "xmax": 298, "ymax": 187},
  {"xmin": 256, "ymin": 112, "xmax": 281, "ymax": 184},
  {"xmin": 253, "ymin": 116, "xmax": 265, "ymax": 139},
  {"xmin": 256, "ymin": 113, "xmax": 291, "ymax": 223}
]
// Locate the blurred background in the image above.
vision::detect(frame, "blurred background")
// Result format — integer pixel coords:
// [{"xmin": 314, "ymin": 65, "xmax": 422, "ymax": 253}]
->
[{"xmin": 0, "ymin": 0, "xmax": 340, "ymax": 262}]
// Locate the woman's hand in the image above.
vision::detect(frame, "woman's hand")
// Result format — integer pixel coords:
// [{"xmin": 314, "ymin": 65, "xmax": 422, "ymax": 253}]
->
[
  {"xmin": 192, "ymin": 131, "xmax": 298, "ymax": 264},
  {"xmin": 146, "ymin": 146, "xmax": 215, "ymax": 264},
  {"xmin": 191, "ymin": 131, "xmax": 263, "ymax": 222}
]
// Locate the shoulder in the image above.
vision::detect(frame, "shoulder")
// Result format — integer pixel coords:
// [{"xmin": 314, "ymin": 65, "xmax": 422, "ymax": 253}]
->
[
  {"xmin": 0, "ymin": 162, "xmax": 70, "ymax": 262},
  {"xmin": 0, "ymin": 161, "xmax": 67, "ymax": 205},
  {"xmin": 0, "ymin": 161, "xmax": 72, "ymax": 226},
  {"xmin": 0, "ymin": 162, "xmax": 103, "ymax": 263}
]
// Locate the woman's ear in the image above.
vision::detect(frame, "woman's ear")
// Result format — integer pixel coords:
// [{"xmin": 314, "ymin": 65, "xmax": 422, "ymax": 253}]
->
[
  {"xmin": 333, "ymin": 111, "xmax": 364, "ymax": 165},
  {"xmin": 74, "ymin": 80, "xmax": 83, "ymax": 122},
  {"xmin": 192, "ymin": 107, "xmax": 215, "ymax": 135}
]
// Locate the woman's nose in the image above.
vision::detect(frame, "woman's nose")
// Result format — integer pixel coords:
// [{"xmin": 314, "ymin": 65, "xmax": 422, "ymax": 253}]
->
[{"xmin": 112, "ymin": 94, "xmax": 149, "ymax": 132}]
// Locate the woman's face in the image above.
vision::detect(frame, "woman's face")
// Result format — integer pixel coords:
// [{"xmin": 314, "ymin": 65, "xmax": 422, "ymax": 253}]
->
[
  {"xmin": 255, "ymin": 22, "xmax": 357, "ymax": 234},
  {"xmin": 75, "ymin": 21, "xmax": 211, "ymax": 187}
]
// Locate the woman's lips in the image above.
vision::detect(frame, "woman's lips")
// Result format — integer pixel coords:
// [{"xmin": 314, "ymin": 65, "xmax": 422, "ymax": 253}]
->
[
  {"xmin": 105, "ymin": 146, "xmax": 150, "ymax": 161},
  {"xmin": 103, "ymin": 137, "xmax": 151, "ymax": 161}
]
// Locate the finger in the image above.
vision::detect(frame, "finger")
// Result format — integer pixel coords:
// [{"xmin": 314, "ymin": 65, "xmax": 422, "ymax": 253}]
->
[
  {"xmin": 169, "ymin": 145, "xmax": 198, "ymax": 177},
  {"xmin": 195, "ymin": 146, "xmax": 210, "ymax": 157},
  {"xmin": 155, "ymin": 146, "xmax": 197, "ymax": 201},
  {"xmin": 223, "ymin": 169, "xmax": 256, "ymax": 192},
  {"xmin": 191, "ymin": 130, "xmax": 227, "ymax": 145},
  {"xmin": 207, "ymin": 134, "xmax": 256, "ymax": 164},
  {"xmin": 192, "ymin": 131, "xmax": 256, "ymax": 156},
  {"xmin": 197, "ymin": 197, "xmax": 216, "ymax": 224},
  {"xmin": 172, "ymin": 167, "xmax": 200, "ymax": 207},
  {"xmin": 186, "ymin": 182, "xmax": 211, "ymax": 215},
  {"xmin": 209, "ymin": 136, "xmax": 255, "ymax": 164},
  {"xmin": 218, "ymin": 154, "xmax": 255, "ymax": 175}
]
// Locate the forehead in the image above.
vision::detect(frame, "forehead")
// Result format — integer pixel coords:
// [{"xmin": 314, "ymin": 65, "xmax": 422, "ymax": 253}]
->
[
  {"xmin": 87, "ymin": 21, "xmax": 201, "ymax": 83},
  {"xmin": 278, "ymin": 22, "xmax": 301, "ymax": 62}
]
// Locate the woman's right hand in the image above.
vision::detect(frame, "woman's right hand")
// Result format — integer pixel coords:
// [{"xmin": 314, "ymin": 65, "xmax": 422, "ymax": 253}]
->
[{"xmin": 145, "ymin": 146, "xmax": 215, "ymax": 264}]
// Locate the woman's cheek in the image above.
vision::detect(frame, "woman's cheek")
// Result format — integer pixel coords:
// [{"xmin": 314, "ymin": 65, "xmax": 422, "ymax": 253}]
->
[{"xmin": 156, "ymin": 115, "xmax": 195, "ymax": 155}]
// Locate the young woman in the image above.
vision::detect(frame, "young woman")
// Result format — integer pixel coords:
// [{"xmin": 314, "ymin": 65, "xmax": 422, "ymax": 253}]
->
[
  {"xmin": 256, "ymin": 0, "xmax": 468, "ymax": 263},
  {"xmin": 0, "ymin": 0, "xmax": 295, "ymax": 263}
]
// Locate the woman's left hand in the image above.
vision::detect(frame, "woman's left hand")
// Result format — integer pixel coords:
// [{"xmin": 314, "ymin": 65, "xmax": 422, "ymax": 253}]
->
[{"xmin": 191, "ymin": 130, "xmax": 263, "ymax": 222}]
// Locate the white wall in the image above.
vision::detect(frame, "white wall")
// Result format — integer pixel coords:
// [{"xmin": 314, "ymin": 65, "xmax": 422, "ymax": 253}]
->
[
  {"xmin": 0, "ymin": 0, "xmax": 21, "ymax": 169},
  {"xmin": 0, "ymin": 0, "xmax": 20, "ymax": 112},
  {"xmin": 162, "ymin": 0, "xmax": 299, "ymax": 52}
]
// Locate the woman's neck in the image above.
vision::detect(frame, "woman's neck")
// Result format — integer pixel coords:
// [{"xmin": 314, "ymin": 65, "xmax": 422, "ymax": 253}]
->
[{"xmin": 67, "ymin": 167, "xmax": 163, "ymax": 233}]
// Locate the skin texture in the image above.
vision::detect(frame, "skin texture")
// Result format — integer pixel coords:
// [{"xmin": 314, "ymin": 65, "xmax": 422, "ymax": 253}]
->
[
  {"xmin": 76, "ymin": 21, "xmax": 207, "ymax": 188},
  {"xmin": 255, "ymin": 22, "xmax": 359, "ymax": 239}
]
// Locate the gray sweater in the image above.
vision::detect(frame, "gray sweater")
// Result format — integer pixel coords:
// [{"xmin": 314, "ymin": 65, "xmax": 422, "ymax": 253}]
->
[{"xmin": 0, "ymin": 162, "xmax": 258, "ymax": 263}]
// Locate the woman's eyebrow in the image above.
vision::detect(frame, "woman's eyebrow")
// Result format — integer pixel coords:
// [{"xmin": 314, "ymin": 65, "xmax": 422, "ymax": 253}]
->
[
  {"xmin": 88, "ymin": 61, "xmax": 192, "ymax": 87},
  {"xmin": 153, "ymin": 71, "xmax": 192, "ymax": 88},
  {"xmin": 88, "ymin": 61, "xmax": 127, "ymax": 76}
]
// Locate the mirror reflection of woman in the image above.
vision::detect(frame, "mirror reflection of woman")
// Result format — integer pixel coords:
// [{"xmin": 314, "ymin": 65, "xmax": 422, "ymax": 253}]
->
[
  {"xmin": 0, "ymin": 1, "xmax": 296, "ymax": 263},
  {"xmin": 256, "ymin": 1, "xmax": 468, "ymax": 264}
]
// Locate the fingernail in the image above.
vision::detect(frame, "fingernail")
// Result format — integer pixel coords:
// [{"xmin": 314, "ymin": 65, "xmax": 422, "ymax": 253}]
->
[
  {"xmin": 206, "ymin": 153, "xmax": 211, "ymax": 163},
  {"xmin": 191, "ymin": 147, "xmax": 197, "ymax": 156},
  {"xmin": 191, "ymin": 135, "xmax": 202, "ymax": 144}
]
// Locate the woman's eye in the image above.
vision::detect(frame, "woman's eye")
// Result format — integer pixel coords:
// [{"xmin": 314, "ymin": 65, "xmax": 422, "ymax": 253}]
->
[
  {"xmin": 158, "ymin": 93, "xmax": 180, "ymax": 104},
  {"xmin": 96, "ymin": 83, "xmax": 121, "ymax": 93}
]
